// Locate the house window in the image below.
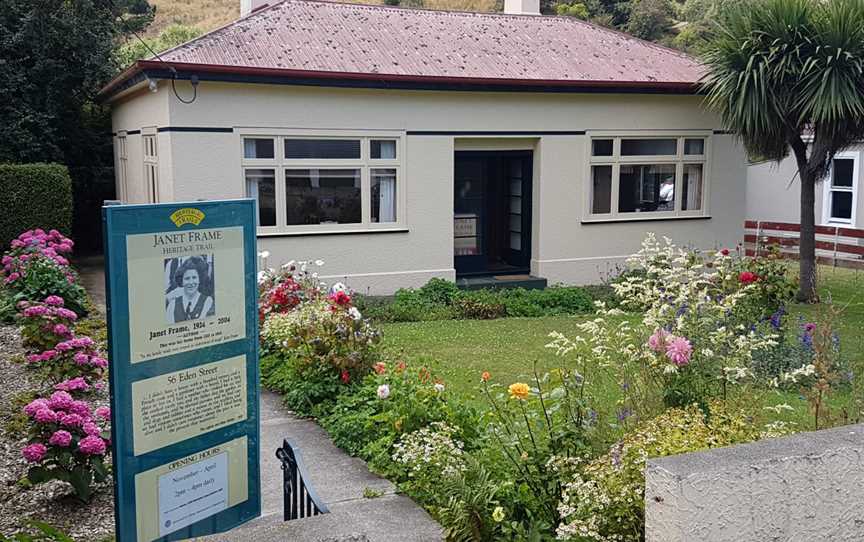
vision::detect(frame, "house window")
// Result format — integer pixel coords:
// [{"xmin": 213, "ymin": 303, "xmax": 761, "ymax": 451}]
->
[
  {"xmin": 117, "ymin": 135, "xmax": 128, "ymax": 202},
  {"xmin": 241, "ymin": 134, "xmax": 403, "ymax": 233},
  {"xmin": 823, "ymin": 154, "xmax": 858, "ymax": 225},
  {"xmin": 143, "ymin": 134, "xmax": 158, "ymax": 203},
  {"xmin": 588, "ymin": 135, "xmax": 708, "ymax": 219}
]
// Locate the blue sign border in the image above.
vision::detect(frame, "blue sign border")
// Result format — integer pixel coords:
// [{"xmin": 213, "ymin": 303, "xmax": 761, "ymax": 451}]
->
[{"xmin": 102, "ymin": 199, "xmax": 261, "ymax": 542}]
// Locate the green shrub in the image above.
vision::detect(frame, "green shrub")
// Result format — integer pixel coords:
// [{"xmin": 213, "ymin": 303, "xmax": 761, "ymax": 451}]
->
[
  {"xmin": 453, "ymin": 290, "xmax": 506, "ymax": 320},
  {"xmin": 8, "ymin": 256, "xmax": 87, "ymax": 316},
  {"xmin": 0, "ymin": 164, "xmax": 73, "ymax": 250},
  {"xmin": 366, "ymin": 289, "xmax": 455, "ymax": 322},
  {"xmin": 418, "ymin": 278, "xmax": 460, "ymax": 305}
]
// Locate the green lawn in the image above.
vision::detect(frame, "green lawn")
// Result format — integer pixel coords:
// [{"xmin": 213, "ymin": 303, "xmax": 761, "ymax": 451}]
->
[{"xmin": 381, "ymin": 265, "xmax": 864, "ymax": 430}]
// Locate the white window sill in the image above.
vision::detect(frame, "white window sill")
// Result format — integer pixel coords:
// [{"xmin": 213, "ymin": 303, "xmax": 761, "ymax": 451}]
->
[
  {"xmin": 257, "ymin": 227, "xmax": 409, "ymax": 237},
  {"xmin": 582, "ymin": 215, "xmax": 711, "ymax": 225}
]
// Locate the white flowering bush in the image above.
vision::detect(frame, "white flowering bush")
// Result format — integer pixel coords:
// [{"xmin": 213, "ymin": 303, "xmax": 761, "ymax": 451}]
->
[
  {"xmin": 392, "ymin": 421, "xmax": 467, "ymax": 479},
  {"xmin": 549, "ymin": 234, "xmax": 780, "ymax": 410}
]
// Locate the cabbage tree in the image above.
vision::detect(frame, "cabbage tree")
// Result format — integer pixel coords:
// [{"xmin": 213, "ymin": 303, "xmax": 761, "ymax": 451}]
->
[{"xmin": 701, "ymin": 0, "xmax": 864, "ymax": 302}]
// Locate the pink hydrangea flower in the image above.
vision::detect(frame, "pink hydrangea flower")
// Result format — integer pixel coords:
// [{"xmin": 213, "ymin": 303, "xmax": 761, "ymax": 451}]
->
[
  {"xmin": 53, "ymin": 324, "xmax": 69, "ymax": 336},
  {"xmin": 69, "ymin": 400, "xmax": 92, "ymax": 417},
  {"xmin": 44, "ymin": 295, "xmax": 64, "ymax": 307},
  {"xmin": 78, "ymin": 435, "xmax": 107, "ymax": 455},
  {"xmin": 22, "ymin": 443, "xmax": 47, "ymax": 463},
  {"xmin": 56, "ymin": 308, "xmax": 77, "ymax": 320},
  {"xmin": 73, "ymin": 352, "xmax": 90, "ymax": 365},
  {"xmin": 54, "ymin": 377, "xmax": 91, "ymax": 392},
  {"xmin": 90, "ymin": 357, "xmax": 108, "ymax": 368},
  {"xmin": 666, "ymin": 336, "xmax": 693, "ymax": 367},
  {"xmin": 49, "ymin": 430, "xmax": 73, "ymax": 447},
  {"xmin": 24, "ymin": 399, "xmax": 49, "ymax": 416},
  {"xmin": 34, "ymin": 408, "xmax": 59, "ymax": 424},
  {"xmin": 83, "ymin": 422, "xmax": 102, "ymax": 437},
  {"xmin": 60, "ymin": 413, "xmax": 83, "ymax": 427},
  {"xmin": 647, "ymin": 328, "xmax": 670, "ymax": 353},
  {"xmin": 94, "ymin": 406, "xmax": 110, "ymax": 420},
  {"xmin": 49, "ymin": 391, "xmax": 74, "ymax": 410}
]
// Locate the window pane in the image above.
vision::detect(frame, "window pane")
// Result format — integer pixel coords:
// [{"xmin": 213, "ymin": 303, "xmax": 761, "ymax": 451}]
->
[
  {"xmin": 831, "ymin": 191, "xmax": 853, "ymax": 220},
  {"xmin": 833, "ymin": 159, "xmax": 854, "ymax": 187},
  {"xmin": 618, "ymin": 164, "xmax": 676, "ymax": 213},
  {"xmin": 371, "ymin": 168, "xmax": 397, "ymax": 223},
  {"xmin": 621, "ymin": 139, "xmax": 677, "ymax": 156},
  {"xmin": 245, "ymin": 169, "xmax": 276, "ymax": 226},
  {"xmin": 592, "ymin": 139, "xmax": 613, "ymax": 157},
  {"xmin": 285, "ymin": 168, "xmax": 361, "ymax": 225},
  {"xmin": 284, "ymin": 139, "xmax": 360, "ymax": 159},
  {"xmin": 682, "ymin": 164, "xmax": 703, "ymax": 210},
  {"xmin": 684, "ymin": 139, "xmax": 705, "ymax": 155},
  {"xmin": 243, "ymin": 138, "xmax": 275, "ymax": 159},
  {"xmin": 591, "ymin": 165, "xmax": 612, "ymax": 214},
  {"xmin": 371, "ymin": 140, "xmax": 397, "ymax": 159}
]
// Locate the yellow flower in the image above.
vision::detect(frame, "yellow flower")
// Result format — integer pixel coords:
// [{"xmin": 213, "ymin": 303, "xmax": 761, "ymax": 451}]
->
[
  {"xmin": 492, "ymin": 506, "xmax": 505, "ymax": 523},
  {"xmin": 508, "ymin": 382, "xmax": 530, "ymax": 400}
]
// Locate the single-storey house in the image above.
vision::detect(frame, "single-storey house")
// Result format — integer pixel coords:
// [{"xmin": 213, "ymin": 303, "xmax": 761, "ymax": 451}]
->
[
  {"xmin": 100, "ymin": 0, "xmax": 747, "ymax": 294},
  {"xmin": 748, "ymin": 145, "xmax": 863, "ymax": 229}
]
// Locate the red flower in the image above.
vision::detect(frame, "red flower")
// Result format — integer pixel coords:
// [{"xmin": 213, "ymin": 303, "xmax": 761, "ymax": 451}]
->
[
  {"xmin": 738, "ymin": 271, "xmax": 759, "ymax": 284},
  {"xmin": 720, "ymin": 248, "xmax": 730, "ymax": 256},
  {"xmin": 481, "ymin": 371, "xmax": 491, "ymax": 382},
  {"xmin": 340, "ymin": 369, "xmax": 350, "ymax": 384},
  {"xmin": 329, "ymin": 291, "xmax": 351, "ymax": 307}
]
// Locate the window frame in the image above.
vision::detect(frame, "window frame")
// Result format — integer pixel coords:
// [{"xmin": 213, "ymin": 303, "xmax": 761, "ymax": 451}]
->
[
  {"xmin": 821, "ymin": 151, "xmax": 859, "ymax": 226},
  {"xmin": 584, "ymin": 133, "xmax": 711, "ymax": 221},
  {"xmin": 238, "ymin": 130, "xmax": 405, "ymax": 235},
  {"xmin": 116, "ymin": 133, "xmax": 128, "ymax": 202},
  {"xmin": 142, "ymin": 128, "xmax": 159, "ymax": 204}
]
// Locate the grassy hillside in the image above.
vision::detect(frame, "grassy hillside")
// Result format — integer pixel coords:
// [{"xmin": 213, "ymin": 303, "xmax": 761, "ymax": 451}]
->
[{"xmin": 147, "ymin": 0, "xmax": 498, "ymax": 36}]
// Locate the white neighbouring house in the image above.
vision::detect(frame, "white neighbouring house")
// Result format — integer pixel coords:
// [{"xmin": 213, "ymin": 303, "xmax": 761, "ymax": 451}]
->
[
  {"xmin": 100, "ymin": 0, "xmax": 748, "ymax": 294},
  {"xmin": 748, "ymin": 145, "xmax": 864, "ymax": 229}
]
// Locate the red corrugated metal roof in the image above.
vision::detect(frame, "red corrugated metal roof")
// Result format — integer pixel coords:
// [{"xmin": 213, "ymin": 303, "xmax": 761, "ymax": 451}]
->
[{"xmin": 104, "ymin": 0, "xmax": 705, "ymax": 97}]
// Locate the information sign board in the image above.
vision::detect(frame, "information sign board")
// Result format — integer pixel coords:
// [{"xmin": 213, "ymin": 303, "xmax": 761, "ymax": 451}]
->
[{"xmin": 103, "ymin": 200, "xmax": 260, "ymax": 542}]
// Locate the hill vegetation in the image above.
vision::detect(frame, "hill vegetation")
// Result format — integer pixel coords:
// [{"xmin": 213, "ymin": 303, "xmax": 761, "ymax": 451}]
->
[{"xmin": 128, "ymin": 0, "xmax": 733, "ymax": 64}]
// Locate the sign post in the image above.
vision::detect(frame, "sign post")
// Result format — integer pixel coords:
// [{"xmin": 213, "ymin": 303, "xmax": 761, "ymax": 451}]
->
[{"xmin": 103, "ymin": 200, "xmax": 261, "ymax": 541}]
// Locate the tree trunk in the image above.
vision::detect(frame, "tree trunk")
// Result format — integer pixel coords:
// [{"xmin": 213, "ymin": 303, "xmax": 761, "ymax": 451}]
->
[{"xmin": 798, "ymin": 169, "xmax": 817, "ymax": 302}]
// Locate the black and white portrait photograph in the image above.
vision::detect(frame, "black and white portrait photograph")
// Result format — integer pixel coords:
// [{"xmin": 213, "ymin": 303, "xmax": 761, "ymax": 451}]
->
[{"xmin": 164, "ymin": 255, "xmax": 216, "ymax": 324}]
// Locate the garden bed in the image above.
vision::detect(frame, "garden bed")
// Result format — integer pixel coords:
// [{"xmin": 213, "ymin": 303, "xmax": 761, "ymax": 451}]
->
[{"xmin": 0, "ymin": 323, "xmax": 113, "ymax": 541}]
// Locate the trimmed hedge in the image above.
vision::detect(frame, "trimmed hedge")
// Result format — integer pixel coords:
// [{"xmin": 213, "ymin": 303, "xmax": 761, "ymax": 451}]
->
[{"xmin": 0, "ymin": 164, "xmax": 73, "ymax": 249}]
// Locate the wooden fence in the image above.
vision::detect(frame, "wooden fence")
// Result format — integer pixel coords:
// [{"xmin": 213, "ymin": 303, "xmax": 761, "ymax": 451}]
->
[{"xmin": 744, "ymin": 220, "xmax": 864, "ymax": 270}]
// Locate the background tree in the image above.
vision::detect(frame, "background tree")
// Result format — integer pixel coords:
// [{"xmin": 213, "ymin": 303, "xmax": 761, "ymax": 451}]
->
[
  {"xmin": 0, "ymin": 0, "xmax": 153, "ymax": 251},
  {"xmin": 702, "ymin": 0, "xmax": 864, "ymax": 302}
]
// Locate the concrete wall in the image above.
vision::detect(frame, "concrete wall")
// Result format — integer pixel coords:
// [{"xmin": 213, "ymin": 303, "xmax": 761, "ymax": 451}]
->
[
  {"xmin": 645, "ymin": 423, "xmax": 864, "ymax": 542},
  {"xmin": 747, "ymin": 143, "xmax": 864, "ymax": 228},
  {"xmin": 110, "ymin": 82, "xmax": 747, "ymax": 293}
]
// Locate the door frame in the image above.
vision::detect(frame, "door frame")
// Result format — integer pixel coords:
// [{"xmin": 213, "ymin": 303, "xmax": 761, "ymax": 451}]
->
[{"xmin": 453, "ymin": 150, "xmax": 533, "ymax": 276}]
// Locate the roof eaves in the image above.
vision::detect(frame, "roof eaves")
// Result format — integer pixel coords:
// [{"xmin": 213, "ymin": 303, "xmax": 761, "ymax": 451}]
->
[{"xmin": 99, "ymin": 60, "xmax": 701, "ymax": 102}]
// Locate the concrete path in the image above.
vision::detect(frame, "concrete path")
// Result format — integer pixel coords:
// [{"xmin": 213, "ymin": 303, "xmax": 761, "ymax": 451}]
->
[
  {"xmin": 75, "ymin": 257, "xmax": 443, "ymax": 542},
  {"xmin": 201, "ymin": 391, "xmax": 443, "ymax": 542}
]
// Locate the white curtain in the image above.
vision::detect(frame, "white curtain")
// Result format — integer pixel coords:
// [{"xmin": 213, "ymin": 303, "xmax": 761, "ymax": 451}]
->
[
  {"xmin": 685, "ymin": 164, "xmax": 703, "ymax": 210},
  {"xmin": 379, "ymin": 176, "xmax": 396, "ymax": 222},
  {"xmin": 244, "ymin": 139, "xmax": 256, "ymax": 158},
  {"xmin": 246, "ymin": 177, "xmax": 260, "ymax": 225}
]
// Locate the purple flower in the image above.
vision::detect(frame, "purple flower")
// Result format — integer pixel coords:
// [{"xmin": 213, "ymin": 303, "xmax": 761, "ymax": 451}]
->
[
  {"xmin": 89, "ymin": 357, "xmax": 108, "ymax": 368},
  {"xmin": 73, "ymin": 352, "xmax": 90, "ymax": 365},
  {"xmin": 647, "ymin": 328, "xmax": 670, "ymax": 353},
  {"xmin": 22, "ymin": 443, "xmax": 47, "ymax": 463},
  {"xmin": 52, "ymin": 324, "xmax": 69, "ymax": 336},
  {"xmin": 49, "ymin": 430, "xmax": 73, "ymax": 447},
  {"xmin": 24, "ymin": 399, "xmax": 49, "ymax": 416}
]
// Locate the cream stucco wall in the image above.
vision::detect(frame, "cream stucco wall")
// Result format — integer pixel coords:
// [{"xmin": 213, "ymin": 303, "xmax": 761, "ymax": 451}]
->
[
  {"xmin": 747, "ymin": 143, "xmax": 864, "ymax": 228},
  {"xmin": 110, "ymin": 81, "xmax": 747, "ymax": 293},
  {"xmin": 645, "ymin": 423, "xmax": 864, "ymax": 542}
]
